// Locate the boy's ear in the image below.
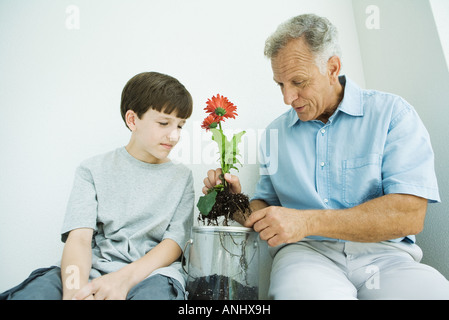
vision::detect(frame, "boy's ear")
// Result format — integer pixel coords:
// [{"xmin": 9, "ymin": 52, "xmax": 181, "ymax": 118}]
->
[{"xmin": 125, "ymin": 110, "xmax": 137, "ymax": 131}]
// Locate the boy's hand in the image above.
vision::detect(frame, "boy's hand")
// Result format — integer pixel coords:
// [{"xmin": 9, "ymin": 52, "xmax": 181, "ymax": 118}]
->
[
  {"xmin": 73, "ymin": 270, "xmax": 131, "ymax": 300},
  {"xmin": 203, "ymin": 168, "xmax": 242, "ymax": 194}
]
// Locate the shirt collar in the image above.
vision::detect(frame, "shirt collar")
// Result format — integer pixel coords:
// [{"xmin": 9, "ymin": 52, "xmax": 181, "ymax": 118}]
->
[
  {"xmin": 287, "ymin": 75, "xmax": 364, "ymax": 127},
  {"xmin": 336, "ymin": 76, "xmax": 364, "ymax": 117}
]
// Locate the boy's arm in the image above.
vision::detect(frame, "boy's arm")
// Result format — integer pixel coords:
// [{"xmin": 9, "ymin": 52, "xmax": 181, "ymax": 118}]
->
[
  {"xmin": 60, "ymin": 228, "xmax": 93, "ymax": 300},
  {"xmin": 121, "ymin": 238, "xmax": 181, "ymax": 288},
  {"xmin": 73, "ymin": 238, "xmax": 181, "ymax": 300}
]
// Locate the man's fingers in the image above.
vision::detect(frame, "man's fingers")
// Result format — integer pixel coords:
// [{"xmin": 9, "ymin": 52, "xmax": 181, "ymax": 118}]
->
[
  {"xmin": 223, "ymin": 173, "xmax": 242, "ymax": 194},
  {"xmin": 223, "ymin": 173, "xmax": 237, "ymax": 185},
  {"xmin": 204, "ymin": 169, "xmax": 223, "ymax": 189},
  {"xmin": 244, "ymin": 209, "xmax": 281, "ymax": 247},
  {"xmin": 244, "ymin": 208, "xmax": 266, "ymax": 228},
  {"xmin": 203, "ymin": 169, "xmax": 242, "ymax": 194}
]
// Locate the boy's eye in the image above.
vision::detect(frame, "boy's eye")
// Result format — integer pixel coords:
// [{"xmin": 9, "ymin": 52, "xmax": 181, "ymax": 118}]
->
[
  {"xmin": 178, "ymin": 125, "xmax": 184, "ymax": 130},
  {"xmin": 158, "ymin": 122, "xmax": 168, "ymax": 126}
]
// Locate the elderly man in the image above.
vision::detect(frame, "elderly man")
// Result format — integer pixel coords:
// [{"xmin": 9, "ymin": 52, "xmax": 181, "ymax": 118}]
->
[{"xmin": 204, "ymin": 14, "xmax": 449, "ymax": 299}]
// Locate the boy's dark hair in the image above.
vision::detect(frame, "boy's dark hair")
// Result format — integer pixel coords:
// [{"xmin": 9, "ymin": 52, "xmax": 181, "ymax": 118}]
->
[{"xmin": 120, "ymin": 72, "xmax": 193, "ymax": 129}]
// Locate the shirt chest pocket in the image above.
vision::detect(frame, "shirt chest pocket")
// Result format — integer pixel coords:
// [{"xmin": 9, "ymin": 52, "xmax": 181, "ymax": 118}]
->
[{"xmin": 342, "ymin": 154, "xmax": 382, "ymax": 206}]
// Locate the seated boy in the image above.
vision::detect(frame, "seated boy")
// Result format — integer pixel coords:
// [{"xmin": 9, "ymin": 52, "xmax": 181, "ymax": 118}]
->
[{"xmin": 1, "ymin": 72, "xmax": 194, "ymax": 300}]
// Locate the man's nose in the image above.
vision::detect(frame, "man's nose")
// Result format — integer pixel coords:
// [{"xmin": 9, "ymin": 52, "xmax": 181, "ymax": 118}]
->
[{"xmin": 283, "ymin": 86, "xmax": 299, "ymax": 106}]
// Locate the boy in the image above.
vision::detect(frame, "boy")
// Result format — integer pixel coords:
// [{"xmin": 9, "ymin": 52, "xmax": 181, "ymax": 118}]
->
[{"xmin": 1, "ymin": 72, "xmax": 194, "ymax": 300}]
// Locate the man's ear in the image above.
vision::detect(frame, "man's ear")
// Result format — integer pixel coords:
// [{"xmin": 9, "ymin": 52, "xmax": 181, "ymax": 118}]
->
[
  {"xmin": 125, "ymin": 110, "xmax": 137, "ymax": 132},
  {"xmin": 327, "ymin": 56, "xmax": 341, "ymax": 84}
]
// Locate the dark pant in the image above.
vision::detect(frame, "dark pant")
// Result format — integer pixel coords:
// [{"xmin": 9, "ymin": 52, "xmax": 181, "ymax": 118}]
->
[{"xmin": 1, "ymin": 266, "xmax": 186, "ymax": 300}]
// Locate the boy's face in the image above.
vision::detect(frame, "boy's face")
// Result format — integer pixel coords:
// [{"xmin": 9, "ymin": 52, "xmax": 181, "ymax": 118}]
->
[{"xmin": 126, "ymin": 108, "xmax": 186, "ymax": 164}]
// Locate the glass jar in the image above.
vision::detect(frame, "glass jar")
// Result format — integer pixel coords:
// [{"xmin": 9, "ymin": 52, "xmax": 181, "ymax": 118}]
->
[{"xmin": 184, "ymin": 226, "xmax": 259, "ymax": 300}]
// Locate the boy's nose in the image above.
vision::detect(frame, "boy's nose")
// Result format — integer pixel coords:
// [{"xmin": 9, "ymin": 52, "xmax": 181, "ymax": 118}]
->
[{"xmin": 168, "ymin": 128, "xmax": 180, "ymax": 142}]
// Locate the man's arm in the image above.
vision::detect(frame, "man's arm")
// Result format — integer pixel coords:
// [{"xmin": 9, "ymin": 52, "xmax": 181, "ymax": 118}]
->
[
  {"xmin": 61, "ymin": 228, "xmax": 93, "ymax": 300},
  {"xmin": 245, "ymin": 194, "xmax": 427, "ymax": 247},
  {"xmin": 250, "ymin": 199, "xmax": 269, "ymax": 212},
  {"xmin": 313, "ymin": 194, "xmax": 427, "ymax": 242}
]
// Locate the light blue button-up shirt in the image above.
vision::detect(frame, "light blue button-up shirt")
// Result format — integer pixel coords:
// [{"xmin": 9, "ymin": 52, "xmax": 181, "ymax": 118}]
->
[{"xmin": 253, "ymin": 76, "xmax": 440, "ymax": 243}]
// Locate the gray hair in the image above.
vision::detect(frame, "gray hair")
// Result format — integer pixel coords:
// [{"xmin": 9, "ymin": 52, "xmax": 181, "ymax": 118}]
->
[{"xmin": 264, "ymin": 14, "xmax": 342, "ymax": 74}]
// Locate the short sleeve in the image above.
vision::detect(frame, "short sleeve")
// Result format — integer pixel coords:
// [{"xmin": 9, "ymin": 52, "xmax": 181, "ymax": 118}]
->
[
  {"xmin": 61, "ymin": 165, "xmax": 98, "ymax": 242},
  {"xmin": 382, "ymin": 100, "xmax": 440, "ymax": 203},
  {"xmin": 162, "ymin": 171, "xmax": 194, "ymax": 251},
  {"xmin": 252, "ymin": 174, "xmax": 281, "ymax": 206}
]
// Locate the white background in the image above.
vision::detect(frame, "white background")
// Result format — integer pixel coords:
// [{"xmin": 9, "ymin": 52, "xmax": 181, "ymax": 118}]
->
[{"xmin": 1, "ymin": 0, "xmax": 447, "ymax": 294}]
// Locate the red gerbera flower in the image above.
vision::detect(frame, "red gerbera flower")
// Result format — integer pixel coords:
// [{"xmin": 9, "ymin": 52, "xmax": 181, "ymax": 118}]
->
[
  {"xmin": 201, "ymin": 114, "xmax": 220, "ymax": 131},
  {"xmin": 204, "ymin": 94, "xmax": 238, "ymax": 120}
]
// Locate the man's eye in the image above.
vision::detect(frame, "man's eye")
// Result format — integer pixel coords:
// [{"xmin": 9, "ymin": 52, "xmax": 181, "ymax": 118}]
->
[
  {"xmin": 158, "ymin": 122, "xmax": 168, "ymax": 126},
  {"xmin": 178, "ymin": 125, "xmax": 184, "ymax": 130}
]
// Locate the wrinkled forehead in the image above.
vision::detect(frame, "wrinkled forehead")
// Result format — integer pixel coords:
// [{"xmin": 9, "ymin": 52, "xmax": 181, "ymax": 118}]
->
[
  {"xmin": 272, "ymin": 37, "xmax": 315, "ymax": 61},
  {"xmin": 271, "ymin": 38, "xmax": 317, "ymax": 75}
]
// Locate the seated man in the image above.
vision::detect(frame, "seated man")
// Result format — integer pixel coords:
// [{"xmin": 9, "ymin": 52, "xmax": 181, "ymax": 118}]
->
[{"xmin": 204, "ymin": 14, "xmax": 449, "ymax": 299}]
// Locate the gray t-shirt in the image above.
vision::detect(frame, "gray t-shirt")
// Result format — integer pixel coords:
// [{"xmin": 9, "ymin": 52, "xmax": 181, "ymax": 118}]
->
[{"xmin": 61, "ymin": 147, "xmax": 194, "ymax": 287}]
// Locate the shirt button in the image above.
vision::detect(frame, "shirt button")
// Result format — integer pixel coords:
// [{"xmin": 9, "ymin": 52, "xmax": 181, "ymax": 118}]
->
[
  {"xmin": 323, "ymin": 198, "xmax": 329, "ymax": 204},
  {"xmin": 320, "ymin": 129, "xmax": 326, "ymax": 134},
  {"xmin": 320, "ymin": 162, "xmax": 325, "ymax": 167}
]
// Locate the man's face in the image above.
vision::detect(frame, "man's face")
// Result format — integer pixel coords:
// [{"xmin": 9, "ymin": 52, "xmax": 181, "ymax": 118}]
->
[{"xmin": 271, "ymin": 37, "xmax": 336, "ymax": 123}]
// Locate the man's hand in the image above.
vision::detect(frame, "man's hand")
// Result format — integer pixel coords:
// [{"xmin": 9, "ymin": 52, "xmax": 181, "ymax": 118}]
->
[
  {"xmin": 244, "ymin": 194, "xmax": 427, "ymax": 246},
  {"xmin": 203, "ymin": 168, "xmax": 242, "ymax": 194},
  {"xmin": 72, "ymin": 270, "xmax": 132, "ymax": 300},
  {"xmin": 244, "ymin": 206, "xmax": 310, "ymax": 247}
]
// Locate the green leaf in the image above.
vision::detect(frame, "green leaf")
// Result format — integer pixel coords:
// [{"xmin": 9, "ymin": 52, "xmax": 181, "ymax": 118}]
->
[
  {"xmin": 196, "ymin": 189, "xmax": 217, "ymax": 216},
  {"xmin": 227, "ymin": 130, "xmax": 246, "ymax": 166},
  {"xmin": 210, "ymin": 128, "xmax": 225, "ymax": 171},
  {"xmin": 210, "ymin": 128, "xmax": 246, "ymax": 173}
]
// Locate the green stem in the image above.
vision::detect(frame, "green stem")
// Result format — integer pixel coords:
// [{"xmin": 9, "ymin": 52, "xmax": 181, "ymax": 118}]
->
[
  {"xmin": 218, "ymin": 122, "xmax": 225, "ymax": 172},
  {"xmin": 218, "ymin": 122, "xmax": 228, "ymax": 188}
]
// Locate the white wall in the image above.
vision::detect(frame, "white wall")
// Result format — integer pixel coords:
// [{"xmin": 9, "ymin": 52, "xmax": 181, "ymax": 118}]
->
[
  {"xmin": 352, "ymin": 0, "xmax": 449, "ymax": 279},
  {"xmin": 430, "ymin": 0, "xmax": 449, "ymax": 71},
  {"xmin": 0, "ymin": 0, "xmax": 365, "ymax": 293}
]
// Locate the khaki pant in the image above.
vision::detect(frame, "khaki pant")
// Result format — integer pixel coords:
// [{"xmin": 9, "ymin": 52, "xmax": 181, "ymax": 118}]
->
[{"xmin": 269, "ymin": 240, "xmax": 449, "ymax": 299}]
